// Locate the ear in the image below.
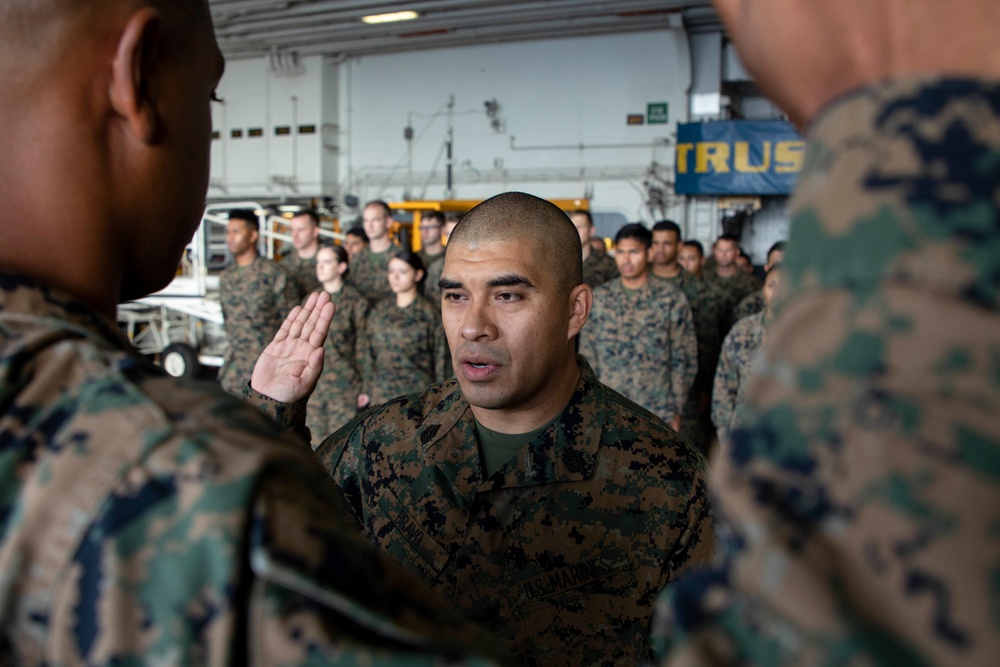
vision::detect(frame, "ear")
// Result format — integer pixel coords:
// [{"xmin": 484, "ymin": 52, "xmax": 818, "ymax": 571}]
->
[
  {"xmin": 416, "ymin": 268, "xmax": 426, "ymax": 283},
  {"xmin": 566, "ymin": 283, "xmax": 593, "ymax": 340},
  {"xmin": 108, "ymin": 8, "xmax": 163, "ymax": 144},
  {"xmin": 646, "ymin": 246, "xmax": 655, "ymax": 262}
]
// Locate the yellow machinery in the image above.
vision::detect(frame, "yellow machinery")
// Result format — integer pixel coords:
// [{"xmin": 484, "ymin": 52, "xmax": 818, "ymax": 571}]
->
[{"xmin": 389, "ymin": 198, "xmax": 590, "ymax": 251}]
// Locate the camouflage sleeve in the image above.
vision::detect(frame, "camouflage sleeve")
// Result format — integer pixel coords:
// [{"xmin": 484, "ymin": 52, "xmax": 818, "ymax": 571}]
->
[
  {"xmin": 248, "ymin": 459, "xmax": 511, "ymax": 665},
  {"xmin": 244, "ymin": 384, "xmax": 313, "ymax": 445},
  {"xmin": 710, "ymin": 331, "xmax": 739, "ymax": 443},
  {"xmin": 274, "ymin": 266, "xmax": 298, "ymax": 330},
  {"xmin": 653, "ymin": 78, "xmax": 1000, "ymax": 667},
  {"xmin": 353, "ymin": 297, "xmax": 370, "ymax": 396},
  {"xmin": 432, "ymin": 312, "xmax": 452, "ymax": 383},
  {"xmin": 359, "ymin": 304, "xmax": 377, "ymax": 395},
  {"xmin": 669, "ymin": 293, "xmax": 697, "ymax": 420}
]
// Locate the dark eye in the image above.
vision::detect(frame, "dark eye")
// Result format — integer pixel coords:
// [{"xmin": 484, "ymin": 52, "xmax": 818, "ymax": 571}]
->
[{"xmin": 496, "ymin": 292, "xmax": 521, "ymax": 302}]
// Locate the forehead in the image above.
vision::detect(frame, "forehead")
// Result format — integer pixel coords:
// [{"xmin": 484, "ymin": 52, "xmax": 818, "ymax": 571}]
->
[
  {"xmin": 290, "ymin": 214, "xmax": 315, "ymax": 226},
  {"xmin": 569, "ymin": 213, "xmax": 590, "ymax": 227},
  {"xmin": 717, "ymin": 239, "xmax": 736, "ymax": 250},
  {"xmin": 364, "ymin": 206, "xmax": 389, "ymax": 219},
  {"xmin": 652, "ymin": 229, "xmax": 678, "ymax": 242},
  {"xmin": 443, "ymin": 238, "xmax": 551, "ymax": 288}
]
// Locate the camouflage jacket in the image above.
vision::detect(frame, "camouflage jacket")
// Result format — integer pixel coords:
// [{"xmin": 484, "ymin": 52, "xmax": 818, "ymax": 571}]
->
[
  {"xmin": 218, "ymin": 255, "xmax": 296, "ymax": 395},
  {"xmin": 280, "ymin": 250, "xmax": 321, "ymax": 301},
  {"xmin": 580, "ymin": 277, "xmax": 697, "ymax": 424},
  {"xmin": 582, "ymin": 250, "xmax": 619, "ymax": 287},
  {"xmin": 363, "ymin": 295, "xmax": 452, "ymax": 405},
  {"xmin": 731, "ymin": 290, "xmax": 764, "ymax": 324},
  {"xmin": 424, "ymin": 255, "xmax": 445, "ymax": 308},
  {"xmin": 310, "ymin": 357, "xmax": 714, "ymax": 666},
  {"xmin": 652, "ymin": 79, "xmax": 1000, "ymax": 666},
  {"xmin": 711, "ymin": 311, "xmax": 766, "ymax": 442},
  {"xmin": 419, "ymin": 249, "xmax": 446, "ymax": 271},
  {"xmin": 0, "ymin": 271, "xmax": 509, "ymax": 666},
  {"xmin": 653, "ymin": 271, "xmax": 727, "ymax": 395},
  {"xmin": 307, "ymin": 283, "xmax": 370, "ymax": 441},
  {"xmin": 703, "ymin": 268, "xmax": 760, "ymax": 333},
  {"xmin": 348, "ymin": 246, "xmax": 395, "ymax": 305}
]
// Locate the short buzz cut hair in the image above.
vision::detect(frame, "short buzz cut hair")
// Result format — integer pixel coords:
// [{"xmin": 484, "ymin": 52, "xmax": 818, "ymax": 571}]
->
[
  {"xmin": 228, "ymin": 208, "xmax": 259, "ymax": 233},
  {"xmin": 651, "ymin": 220, "xmax": 682, "ymax": 238},
  {"xmin": 569, "ymin": 209, "xmax": 593, "ymax": 227},
  {"xmin": 423, "ymin": 210, "xmax": 446, "ymax": 225},
  {"xmin": 364, "ymin": 200, "xmax": 393, "ymax": 217},
  {"xmin": 449, "ymin": 192, "xmax": 583, "ymax": 295},
  {"xmin": 615, "ymin": 223, "xmax": 652, "ymax": 249},
  {"xmin": 716, "ymin": 233, "xmax": 740, "ymax": 246},
  {"xmin": 683, "ymin": 240, "xmax": 705, "ymax": 257},
  {"xmin": 294, "ymin": 208, "xmax": 320, "ymax": 226}
]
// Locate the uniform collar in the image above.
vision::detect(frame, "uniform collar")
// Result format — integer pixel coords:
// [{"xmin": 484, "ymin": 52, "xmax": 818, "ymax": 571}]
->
[
  {"xmin": 421, "ymin": 356, "xmax": 605, "ymax": 498},
  {"xmin": 0, "ymin": 270, "xmax": 130, "ymax": 351}
]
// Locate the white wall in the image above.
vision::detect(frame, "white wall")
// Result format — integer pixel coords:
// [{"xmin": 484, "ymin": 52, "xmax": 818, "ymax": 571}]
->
[{"xmin": 209, "ymin": 30, "xmax": 693, "ymax": 232}]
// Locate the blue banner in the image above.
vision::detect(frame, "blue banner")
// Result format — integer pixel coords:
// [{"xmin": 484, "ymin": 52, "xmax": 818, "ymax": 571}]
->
[{"xmin": 675, "ymin": 120, "xmax": 805, "ymax": 195}]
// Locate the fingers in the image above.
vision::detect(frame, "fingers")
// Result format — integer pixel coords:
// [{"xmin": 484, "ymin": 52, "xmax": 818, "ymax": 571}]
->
[
  {"xmin": 308, "ymin": 302, "xmax": 336, "ymax": 348},
  {"xmin": 273, "ymin": 305, "xmax": 303, "ymax": 343},
  {"xmin": 298, "ymin": 291, "xmax": 333, "ymax": 345}
]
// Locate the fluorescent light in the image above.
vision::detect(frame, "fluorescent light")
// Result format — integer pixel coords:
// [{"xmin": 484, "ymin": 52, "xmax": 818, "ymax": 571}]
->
[{"xmin": 361, "ymin": 10, "xmax": 419, "ymax": 24}]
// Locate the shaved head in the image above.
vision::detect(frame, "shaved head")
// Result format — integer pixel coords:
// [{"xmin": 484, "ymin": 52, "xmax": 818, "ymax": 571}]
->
[{"xmin": 449, "ymin": 192, "xmax": 583, "ymax": 296}]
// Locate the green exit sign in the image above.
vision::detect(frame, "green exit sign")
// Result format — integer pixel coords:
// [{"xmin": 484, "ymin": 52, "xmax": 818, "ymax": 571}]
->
[{"xmin": 647, "ymin": 102, "xmax": 669, "ymax": 124}]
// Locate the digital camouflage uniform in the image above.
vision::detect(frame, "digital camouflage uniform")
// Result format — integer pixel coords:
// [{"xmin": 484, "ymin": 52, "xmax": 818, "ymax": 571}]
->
[
  {"xmin": 306, "ymin": 283, "xmax": 369, "ymax": 442},
  {"xmin": 0, "ymin": 272, "xmax": 509, "ymax": 666},
  {"xmin": 363, "ymin": 295, "xmax": 452, "ymax": 406},
  {"xmin": 711, "ymin": 311, "xmax": 766, "ymax": 443},
  {"xmin": 703, "ymin": 267, "xmax": 760, "ymax": 334},
  {"xmin": 653, "ymin": 271, "xmax": 727, "ymax": 454},
  {"xmin": 303, "ymin": 357, "xmax": 714, "ymax": 666},
  {"xmin": 218, "ymin": 255, "xmax": 296, "ymax": 396},
  {"xmin": 582, "ymin": 250, "xmax": 619, "ymax": 287},
  {"xmin": 652, "ymin": 78, "xmax": 1000, "ymax": 666},
  {"xmin": 348, "ymin": 246, "xmax": 395, "ymax": 305},
  {"xmin": 423, "ymin": 254, "xmax": 445, "ymax": 308},
  {"xmin": 580, "ymin": 277, "xmax": 697, "ymax": 425},
  {"xmin": 731, "ymin": 290, "xmax": 764, "ymax": 324},
  {"xmin": 280, "ymin": 250, "xmax": 321, "ymax": 301}
]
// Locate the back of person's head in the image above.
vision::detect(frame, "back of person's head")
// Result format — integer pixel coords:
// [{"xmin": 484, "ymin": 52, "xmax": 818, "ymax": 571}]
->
[
  {"xmin": 651, "ymin": 220, "xmax": 682, "ymax": 238},
  {"xmin": 346, "ymin": 225, "xmax": 369, "ymax": 242},
  {"xmin": 229, "ymin": 209, "xmax": 260, "ymax": 232},
  {"xmin": 615, "ymin": 223, "xmax": 653, "ymax": 248},
  {"xmin": 683, "ymin": 240, "xmax": 705, "ymax": 257},
  {"xmin": 450, "ymin": 192, "xmax": 583, "ymax": 296}
]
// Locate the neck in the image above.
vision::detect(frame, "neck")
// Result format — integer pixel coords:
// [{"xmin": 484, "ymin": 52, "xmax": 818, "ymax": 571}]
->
[
  {"xmin": 235, "ymin": 250, "xmax": 258, "ymax": 267},
  {"xmin": 715, "ymin": 263, "xmax": 737, "ymax": 278},
  {"xmin": 323, "ymin": 276, "xmax": 344, "ymax": 293},
  {"xmin": 369, "ymin": 236, "xmax": 392, "ymax": 253},
  {"xmin": 651, "ymin": 261, "xmax": 681, "ymax": 279},
  {"xmin": 620, "ymin": 271, "xmax": 649, "ymax": 290},
  {"xmin": 423, "ymin": 242, "xmax": 443, "ymax": 256},
  {"xmin": 395, "ymin": 289, "xmax": 418, "ymax": 307},
  {"xmin": 470, "ymin": 351, "xmax": 581, "ymax": 434}
]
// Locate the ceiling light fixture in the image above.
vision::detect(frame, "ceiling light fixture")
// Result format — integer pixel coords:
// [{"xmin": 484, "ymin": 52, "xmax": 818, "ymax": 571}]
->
[{"xmin": 361, "ymin": 10, "xmax": 419, "ymax": 24}]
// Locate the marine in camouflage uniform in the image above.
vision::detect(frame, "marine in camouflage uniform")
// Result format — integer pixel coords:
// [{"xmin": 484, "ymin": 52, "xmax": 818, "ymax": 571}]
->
[
  {"xmin": 711, "ymin": 310, "xmax": 766, "ymax": 443},
  {"xmin": 582, "ymin": 250, "xmax": 619, "ymax": 287},
  {"xmin": 363, "ymin": 295, "xmax": 452, "ymax": 405},
  {"xmin": 580, "ymin": 277, "xmax": 697, "ymax": 426},
  {"xmin": 218, "ymin": 254, "xmax": 296, "ymax": 396},
  {"xmin": 298, "ymin": 357, "xmax": 714, "ymax": 666},
  {"xmin": 423, "ymin": 253, "xmax": 445, "ymax": 308},
  {"xmin": 280, "ymin": 250, "xmax": 322, "ymax": 301},
  {"xmin": 0, "ymin": 272, "xmax": 509, "ymax": 666},
  {"xmin": 653, "ymin": 271, "xmax": 727, "ymax": 454},
  {"xmin": 652, "ymin": 79, "xmax": 1000, "ymax": 665},
  {"xmin": 349, "ymin": 246, "xmax": 395, "ymax": 305},
  {"xmin": 731, "ymin": 289, "xmax": 764, "ymax": 324},
  {"xmin": 704, "ymin": 263, "xmax": 760, "ymax": 333},
  {"xmin": 306, "ymin": 282, "xmax": 369, "ymax": 441}
]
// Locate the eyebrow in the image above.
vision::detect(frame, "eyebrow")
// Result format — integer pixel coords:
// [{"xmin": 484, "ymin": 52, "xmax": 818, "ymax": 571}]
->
[{"xmin": 438, "ymin": 273, "xmax": 536, "ymax": 291}]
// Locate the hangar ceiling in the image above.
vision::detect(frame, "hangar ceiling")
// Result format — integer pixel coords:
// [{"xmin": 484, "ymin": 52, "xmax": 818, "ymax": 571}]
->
[{"xmin": 209, "ymin": 0, "xmax": 717, "ymax": 60}]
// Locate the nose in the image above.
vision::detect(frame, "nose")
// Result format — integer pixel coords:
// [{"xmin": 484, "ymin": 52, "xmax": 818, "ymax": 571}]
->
[{"xmin": 460, "ymin": 297, "xmax": 498, "ymax": 342}]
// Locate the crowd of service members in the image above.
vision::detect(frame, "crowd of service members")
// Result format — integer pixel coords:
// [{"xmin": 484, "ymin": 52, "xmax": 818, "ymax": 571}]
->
[{"xmin": 218, "ymin": 200, "xmax": 786, "ymax": 456}]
